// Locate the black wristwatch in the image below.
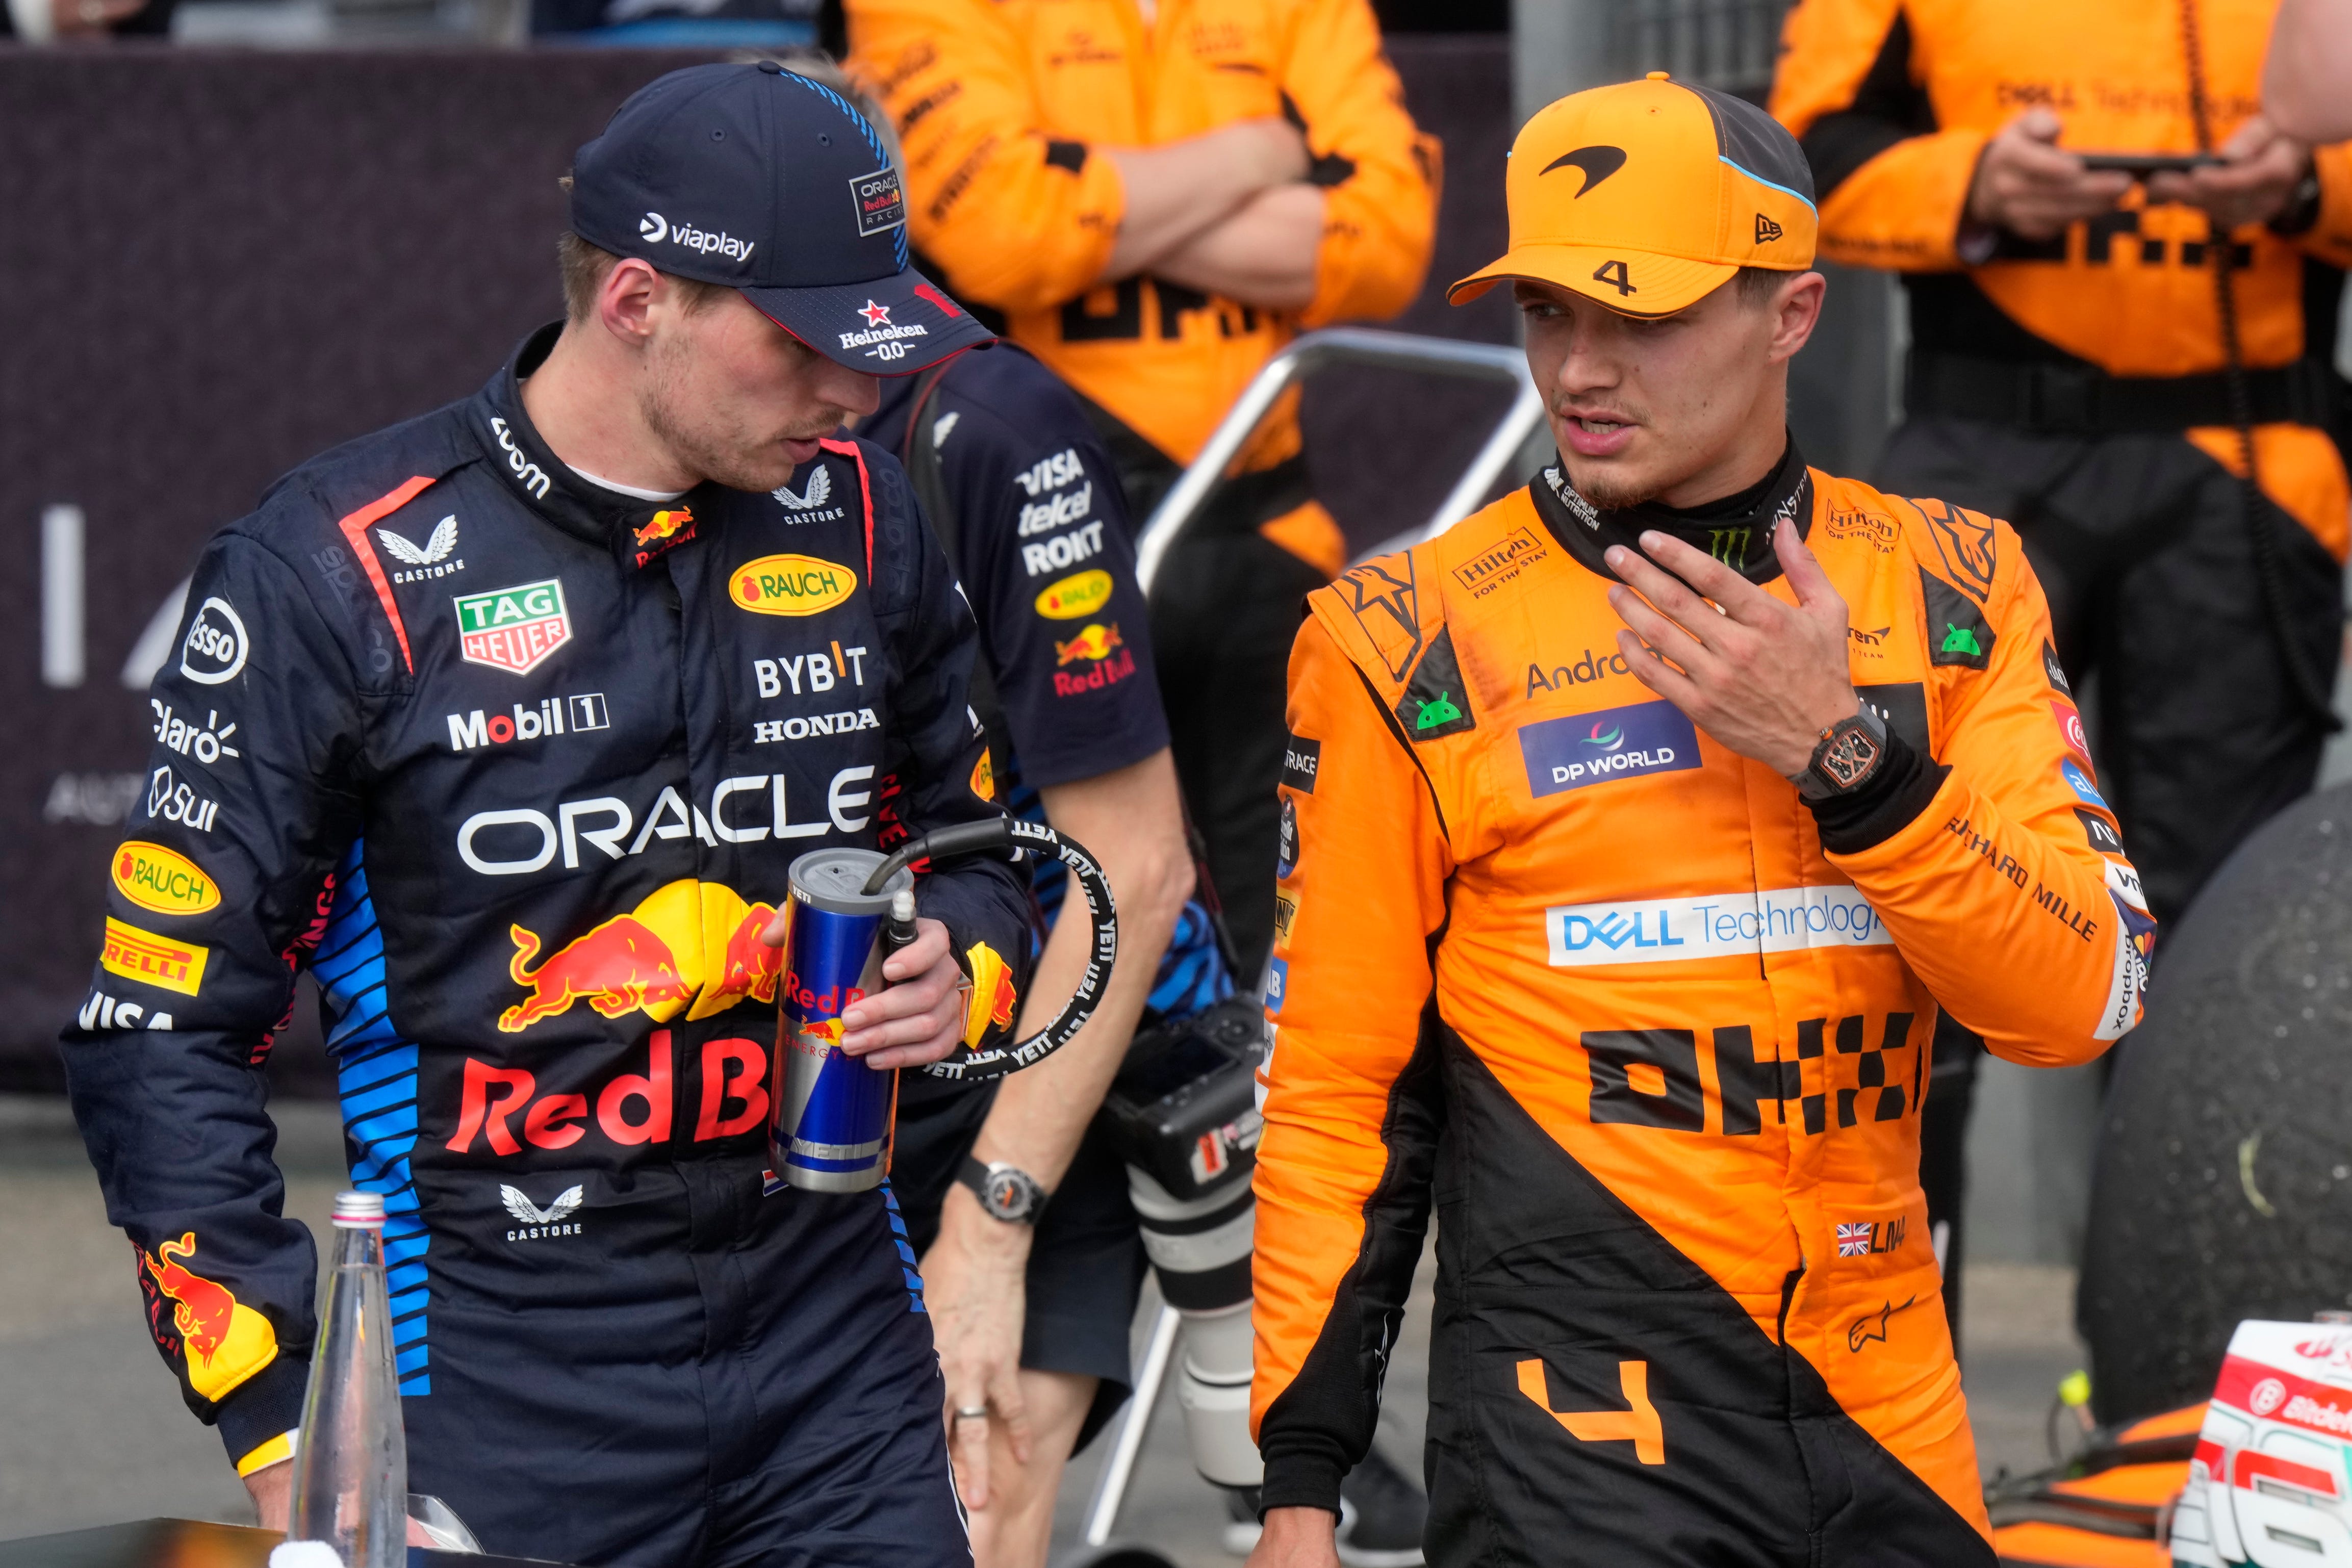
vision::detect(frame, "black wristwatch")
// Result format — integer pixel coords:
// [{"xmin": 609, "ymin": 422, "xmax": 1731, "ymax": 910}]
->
[
  {"xmin": 957, "ymin": 1156, "xmax": 1049, "ymax": 1224},
  {"xmin": 1792, "ymin": 704, "xmax": 1888, "ymax": 801}
]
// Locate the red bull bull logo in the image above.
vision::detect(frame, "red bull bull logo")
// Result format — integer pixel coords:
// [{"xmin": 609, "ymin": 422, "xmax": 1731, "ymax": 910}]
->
[
  {"xmin": 632, "ymin": 507, "xmax": 694, "ymax": 548},
  {"xmin": 140, "ymin": 1232, "xmax": 278, "ymax": 1401},
  {"xmin": 1053, "ymin": 622, "xmax": 1123, "ymax": 666},
  {"xmin": 961, "ymin": 941, "xmax": 1018, "ymax": 1047},
  {"xmin": 1050, "ymin": 621, "xmax": 1138, "ymax": 698},
  {"xmin": 500, "ymin": 881, "xmax": 783, "ymax": 1033}
]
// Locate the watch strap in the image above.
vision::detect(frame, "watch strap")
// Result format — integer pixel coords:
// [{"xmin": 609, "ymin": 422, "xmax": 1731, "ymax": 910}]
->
[{"xmin": 957, "ymin": 1155, "xmax": 1044, "ymax": 1224}]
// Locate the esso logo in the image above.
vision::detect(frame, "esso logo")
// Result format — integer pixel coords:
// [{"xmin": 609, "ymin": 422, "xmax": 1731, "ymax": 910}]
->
[
  {"xmin": 2252, "ymin": 1377, "xmax": 2289, "ymax": 1415},
  {"xmin": 178, "ymin": 597, "xmax": 249, "ymax": 685}
]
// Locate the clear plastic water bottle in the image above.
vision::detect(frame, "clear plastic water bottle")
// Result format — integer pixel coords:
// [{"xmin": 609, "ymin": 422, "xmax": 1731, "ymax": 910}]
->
[{"xmin": 276, "ymin": 1191, "xmax": 406, "ymax": 1568}]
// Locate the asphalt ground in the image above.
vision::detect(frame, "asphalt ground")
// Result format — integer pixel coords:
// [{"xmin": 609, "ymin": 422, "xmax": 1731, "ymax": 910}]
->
[{"xmin": 0, "ymin": 1095, "xmax": 2087, "ymax": 1562}]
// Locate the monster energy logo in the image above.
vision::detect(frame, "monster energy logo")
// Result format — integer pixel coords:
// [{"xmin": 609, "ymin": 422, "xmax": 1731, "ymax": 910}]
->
[{"xmin": 1709, "ymin": 528, "xmax": 1750, "ymax": 566}]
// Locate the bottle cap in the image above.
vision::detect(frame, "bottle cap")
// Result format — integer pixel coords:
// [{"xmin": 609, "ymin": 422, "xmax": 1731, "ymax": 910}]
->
[
  {"xmin": 331, "ymin": 1191, "xmax": 387, "ymax": 1228},
  {"xmin": 891, "ymin": 889, "xmax": 916, "ymax": 922}
]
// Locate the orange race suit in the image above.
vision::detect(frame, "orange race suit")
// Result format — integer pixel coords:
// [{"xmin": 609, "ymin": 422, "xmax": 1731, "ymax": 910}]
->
[
  {"xmin": 1248, "ymin": 444, "xmax": 2155, "ymax": 1564},
  {"xmin": 843, "ymin": 0, "xmax": 1440, "ymax": 576}
]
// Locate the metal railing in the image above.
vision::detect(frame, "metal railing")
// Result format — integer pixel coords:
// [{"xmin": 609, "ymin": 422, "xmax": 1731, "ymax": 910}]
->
[{"xmin": 1133, "ymin": 327, "xmax": 1547, "ymax": 594}]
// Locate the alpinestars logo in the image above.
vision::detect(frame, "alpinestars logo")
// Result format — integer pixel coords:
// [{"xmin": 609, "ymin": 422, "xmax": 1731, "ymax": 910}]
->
[
  {"xmin": 640, "ymin": 211, "xmax": 754, "ymax": 264},
  {"xmin": 377, "ymin": 516, "xmax": 463, "ymax": 583},
  {"xmin": 774, "ymin": 467, "xmax": 832, "ymax": 511},
  {"xmin": 502, "ymin": 1183, "xmax": 584, "ymax": 1241}
]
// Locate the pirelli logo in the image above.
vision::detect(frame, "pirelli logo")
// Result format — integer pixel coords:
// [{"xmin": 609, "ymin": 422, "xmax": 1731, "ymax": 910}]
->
[{"xmin": 101, "ymin": 917, "xmax": 210, "ymax": 996}]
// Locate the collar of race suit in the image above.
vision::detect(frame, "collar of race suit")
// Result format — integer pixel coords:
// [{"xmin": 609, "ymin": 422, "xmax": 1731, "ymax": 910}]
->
[
  {"xmin": 1527, "ymin": 430, "xmax": 1813, "ymax": 589},
  {"xmin": 477, "ymin": 321, "xmax": 714, "ymax": 571}
]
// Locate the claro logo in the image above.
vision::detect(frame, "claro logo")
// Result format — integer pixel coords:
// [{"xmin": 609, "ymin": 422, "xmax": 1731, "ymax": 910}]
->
[{"xmin": 447, "ymin": 1032, "xmax": 771, "ymax": 1155}]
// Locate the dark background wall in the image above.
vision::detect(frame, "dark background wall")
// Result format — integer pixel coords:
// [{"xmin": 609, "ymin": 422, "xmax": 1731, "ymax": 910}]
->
[{"xmin": 0, "ymin": 38, "xmax": 1523, "ymax": 1091}]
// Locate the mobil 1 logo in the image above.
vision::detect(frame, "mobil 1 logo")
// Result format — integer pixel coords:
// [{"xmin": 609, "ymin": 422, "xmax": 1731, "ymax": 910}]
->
[{"xmin": 448, "ymin": 693, "xmax": 610, "ymax": 752}]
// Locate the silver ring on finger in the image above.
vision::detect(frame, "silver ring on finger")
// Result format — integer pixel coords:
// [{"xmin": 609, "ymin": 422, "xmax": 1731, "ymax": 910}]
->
[{"xmin": 955, "ymin": 1405, "xmax": 989, "ymax": 1421}]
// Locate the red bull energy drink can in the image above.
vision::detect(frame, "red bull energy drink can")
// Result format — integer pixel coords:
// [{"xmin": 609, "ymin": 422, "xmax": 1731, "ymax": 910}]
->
[{"xmin": 772, "ymin": 848, "xmax": 913, "ymax": 1193}]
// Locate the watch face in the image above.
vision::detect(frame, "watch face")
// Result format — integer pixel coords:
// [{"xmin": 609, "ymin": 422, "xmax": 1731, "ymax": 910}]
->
[
  {"xmin": 1819, "ymin": 724, "xmax": 1881, "ymax": 789},
  {"xmin": 981, "ymin": 1168, "xmax": 1036, "ymax": 1219}
]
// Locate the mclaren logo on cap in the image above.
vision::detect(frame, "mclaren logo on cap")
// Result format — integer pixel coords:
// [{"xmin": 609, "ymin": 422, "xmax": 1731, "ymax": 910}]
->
[{"xmin": 1541, "ymin": 145, "xmax": 1627, "ymax": 197}]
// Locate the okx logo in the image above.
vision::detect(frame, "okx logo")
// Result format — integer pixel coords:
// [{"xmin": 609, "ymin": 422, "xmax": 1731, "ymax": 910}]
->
[{"xmin": 1520, "ymin": 701, "xmax": 1701, "ymax": 796}]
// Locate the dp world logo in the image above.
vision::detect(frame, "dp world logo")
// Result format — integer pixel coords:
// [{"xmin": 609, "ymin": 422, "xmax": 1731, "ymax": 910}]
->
[
  {"xmin": 1521, "ymin": 701, "xmax": 1698, "ymax": 797},
  {"xmin": 640, "ymin": 212, "xmax": 668, "ymax": 243}
]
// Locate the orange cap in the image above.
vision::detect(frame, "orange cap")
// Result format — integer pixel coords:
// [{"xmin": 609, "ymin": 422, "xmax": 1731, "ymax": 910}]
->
[{"xmin": 1451, "ymin": 72, "xmax": 1818, "ymax": 317}]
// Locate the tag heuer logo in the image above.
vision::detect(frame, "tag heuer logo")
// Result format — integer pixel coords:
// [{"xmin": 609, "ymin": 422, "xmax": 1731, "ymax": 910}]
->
[{"xmin": 455, "ymin": 579, "xmax": 571, "ymax": 675}]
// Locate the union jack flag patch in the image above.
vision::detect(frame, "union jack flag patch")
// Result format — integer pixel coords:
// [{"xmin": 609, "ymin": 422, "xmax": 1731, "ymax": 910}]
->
[{"xmin": 1836, "ymin": 1222, "xmax": 1875, "ymax": 1257}]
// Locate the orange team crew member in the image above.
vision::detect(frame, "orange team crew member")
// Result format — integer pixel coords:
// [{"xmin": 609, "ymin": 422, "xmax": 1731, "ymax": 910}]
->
[
  {"xmin": 846, "ymin": 0, "xmax": 1440, "ymax": 979},
  {"xmin": 1245, "ymin": 78, "xmax": 2155, "ymax": 1568},
  {"xmin": 1770, "ymin": 0, "xmax": 2352, "ymax": 1340}
]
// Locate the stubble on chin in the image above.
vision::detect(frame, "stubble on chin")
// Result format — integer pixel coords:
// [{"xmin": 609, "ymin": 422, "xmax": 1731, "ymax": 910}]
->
[{"xmin": 640, "ymin": 343, "xmax": 835, "ymax": 495}]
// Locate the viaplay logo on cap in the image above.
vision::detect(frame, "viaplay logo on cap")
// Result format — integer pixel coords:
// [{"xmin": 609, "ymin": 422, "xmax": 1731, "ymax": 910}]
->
[{"xmin": 639, "ymin": 211, "xmax": 756, "ymax": 266}]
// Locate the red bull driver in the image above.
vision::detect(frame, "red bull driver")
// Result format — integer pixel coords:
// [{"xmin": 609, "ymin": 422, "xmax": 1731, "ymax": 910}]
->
[{"xmin": 59, "ymin": 63, "xmax": 1030, "ymax": 1568}]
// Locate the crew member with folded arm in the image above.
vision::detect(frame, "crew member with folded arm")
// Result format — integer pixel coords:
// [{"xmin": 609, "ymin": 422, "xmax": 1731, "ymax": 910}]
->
[
  {"xmin": 1246, "ymin": 75, "xmax": 2158, "ymax": 1568},
  {"xmin": 845, "ymin": 0, "xmax": 1441, "ymax": 984},
  {"xmin": 1771, "ymin": 0, "xmax": 2352, "ymax": 1332}
]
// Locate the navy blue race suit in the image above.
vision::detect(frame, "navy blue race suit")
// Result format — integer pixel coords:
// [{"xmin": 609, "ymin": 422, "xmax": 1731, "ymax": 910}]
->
[
  {"xmin": 860, "ymin": 342, "xmax": 1233, "ymax": 1447},
  {"xmin": 60, "ymin": 323, "xmax": 1030, "ymax": 1568}
]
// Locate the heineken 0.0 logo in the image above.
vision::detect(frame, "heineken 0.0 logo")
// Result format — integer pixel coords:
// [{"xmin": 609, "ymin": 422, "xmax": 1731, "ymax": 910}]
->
[
  {"xmin": 455, "ymin": 579, "xmax": 571, "ymax": 676},
  {"xmin": 729, "ymin": 554, "xmax": 858, "ymax": 616}
]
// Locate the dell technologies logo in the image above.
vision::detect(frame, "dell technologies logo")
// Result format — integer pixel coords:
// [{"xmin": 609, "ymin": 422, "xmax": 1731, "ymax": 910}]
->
[{"xmin": 640, "ymin": 211, "xmax": 755, "ymax": 265}]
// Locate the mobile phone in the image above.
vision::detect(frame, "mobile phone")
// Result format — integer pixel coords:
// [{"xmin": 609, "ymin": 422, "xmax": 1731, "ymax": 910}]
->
[{"xmin": 2077, "ymin": 152, "xmax": 2222, "ymax": 177}]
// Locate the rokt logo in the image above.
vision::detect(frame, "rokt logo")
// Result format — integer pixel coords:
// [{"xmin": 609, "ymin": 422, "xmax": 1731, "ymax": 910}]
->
[{"xmin": 1022, "ymin": 519, "xmax": 1106, "ymax": 577}]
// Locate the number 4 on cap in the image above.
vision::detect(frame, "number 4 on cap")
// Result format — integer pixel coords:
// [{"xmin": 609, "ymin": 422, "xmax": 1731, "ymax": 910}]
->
[{"xmin": 1592, "ymin": 260, "xmax": 1636, "ymax": 296}]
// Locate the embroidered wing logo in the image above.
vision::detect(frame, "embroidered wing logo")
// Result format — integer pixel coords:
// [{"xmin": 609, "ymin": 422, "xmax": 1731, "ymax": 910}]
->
[
  {"xmin": 773, "ymin": 467, "xmax": 833, "ymax": 511},
  {"xmin": 500, "ymin": 1184, "xmax": 584, "ymax": 1225},
  {"xmin": 377, "ymin": 515, "xmax": 458, "ymax": 565}
]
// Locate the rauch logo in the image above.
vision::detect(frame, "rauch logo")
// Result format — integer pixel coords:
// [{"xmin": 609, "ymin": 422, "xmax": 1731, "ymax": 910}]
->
[
  {"xmin": 730, "ymin": 554, "xmax": 857, "ymax": 617},
  {"xmin": 1518, "ymin": 700, "xmax": 1702, "ymax": 797}
]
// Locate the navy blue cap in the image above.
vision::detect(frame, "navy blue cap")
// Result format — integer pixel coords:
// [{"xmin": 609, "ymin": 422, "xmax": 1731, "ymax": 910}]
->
[{"xmin": 570, "ymin": 62, "xmax": 993, "ymax": 375}]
